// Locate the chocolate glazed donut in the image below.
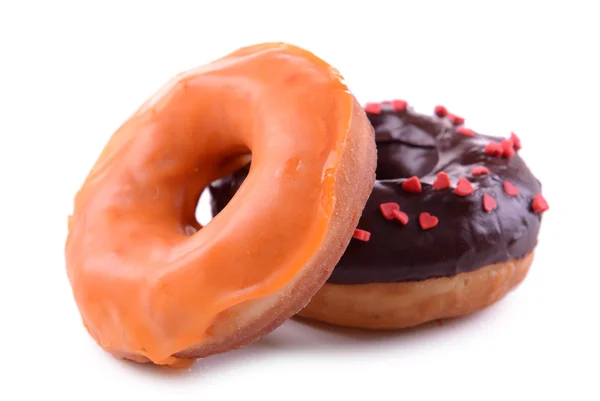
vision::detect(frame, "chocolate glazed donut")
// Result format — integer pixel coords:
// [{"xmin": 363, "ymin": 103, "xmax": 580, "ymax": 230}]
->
[{"xmin": 209, "ymin": 101, "xmax": 549, "ymax": 329}]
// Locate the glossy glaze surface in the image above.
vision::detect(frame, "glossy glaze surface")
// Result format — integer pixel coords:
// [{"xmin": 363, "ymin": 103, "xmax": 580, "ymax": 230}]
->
[{"xmin": 65, "ymin": 43, "xmax": 357, "ymax": 364}]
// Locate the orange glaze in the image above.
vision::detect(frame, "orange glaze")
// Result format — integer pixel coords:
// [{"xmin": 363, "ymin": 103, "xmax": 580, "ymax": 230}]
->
[{"xmin": 65, "ymin": 43, "xmax": 355, "ymax": 365}]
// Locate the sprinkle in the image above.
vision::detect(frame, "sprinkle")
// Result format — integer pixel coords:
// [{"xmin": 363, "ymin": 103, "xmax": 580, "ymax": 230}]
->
[
  {"xmin": 419, "ymin": 212, "xmax": 439, "ymax": 230},
  {"xmin": 485, "ymin": 141, "xmax": 503, "ymax": 157},
  {"xmin": 365, "ymin": 102, "xmax": 382, "ymax": 115},
  {"xmin": 501, "ymin": 139, "xmax": 515, "ymax": 158},
  {"xmin": 393, "ymin": 210, "xmax": 409, "ymax": 225},
  {"xmin": 503, "ymin": 181, "xmax": 519, "ymax": 196},
  {"xmin": 510, "ymin": 132, "xmax": 522, "ymax": 150},
  {"xmin": 456, "ymin": 127, "xmax": 474, "ymax": 137},
  {"xmin": 472, "ymin": 166, "xmax": 489, "ymax": 176},
  {"xmin": 392, "ymin": 99, "xmax": 408, "ymax": 112},
  {"xmin": 353, "ymin": 229, "xmax": 371, "ymax": 242},
  {"xmin": 402, "ymin": 176, "xmax": 422, "ymax": 193},
  {"xmin": 434, "ymin": 105, "xmax": 448, "ymax": 117},
  {"xmin": 432, "ymin": 172, "xmax": 451, "ymax": 190},
  {"xmin": 448, "ymin": 113, "xmax": 465, "ymax": 125},
  {"xmin": 455, "ymin": 177, "xmax": 474, "ymax": 196},
  {"xmin": 531, "ymin": 194, "xmax": 549, "ymax": 214},
  {"xmin": 380, "ymin": 202, "xmax": 400, "ymax": 220},
  {"xmin": 482, "ymin": 194, "xmax": 497, "ymax": 212}
]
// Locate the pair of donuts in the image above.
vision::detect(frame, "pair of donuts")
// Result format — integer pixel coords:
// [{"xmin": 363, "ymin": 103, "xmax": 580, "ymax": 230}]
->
[{"xmin": 65, "ymin": 42, "xmax": 547, "ymax": 367}]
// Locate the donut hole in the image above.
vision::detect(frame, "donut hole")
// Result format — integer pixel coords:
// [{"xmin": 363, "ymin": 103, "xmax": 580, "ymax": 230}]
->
[
  {"xmin": 195, "ymin": 188, "xmax": 213, "ymax": 227},
  {"xmin": 195, "ymin": 156, "xmax": 252, "ymax": 232}
]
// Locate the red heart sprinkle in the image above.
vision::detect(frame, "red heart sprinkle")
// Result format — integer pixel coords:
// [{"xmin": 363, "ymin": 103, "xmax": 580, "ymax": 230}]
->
[
  {"xmin": 392, "ymin": 99, "xmax": 408, "ymax": 112},
  {"xmin": 379, "ymin": 202, "xmax": 400, "ymax": 220},
  {"xmin": 402, "ymin": 176, "xmax": 422, "ymax": 193},
  {"xmin": 364, "ymin": 102, "xmax": 382, "ymax": 115},
  {"xmin": 419, "ymin": 212, "xmax": 439, "ymax": 230},
  {"xmin": 432, "ymin": 172, "xmax": 451, "ymax": 190},
  {"xmin": 471, "ymin": 166, "xmax": 489, "ymax": 175},
  {"xmin": 503, "ymin": 181, "xmax": 519, "ymax": 196},
  {"xmin": 455, "ymin": 177, "xmax": 474, "ymax": 196},
  {"xmin": 456, "ymin": 127, "xmax": 474, "ymax": 137},
  {"xmin": 434, "ymin": 105, "xmax": 448, "ymax": 117},
  {"xmin": 531, "ymin": 194, "xmax": 549, "ymax": 214},
  {"xmin": 510, "ymin": 132, "xmax": 522, "ymax": 150},
  {"xmin": 448, "ymin": 113, "xmax": 465, "ymax": 125},
  {"xmin": 353, "ymin": 229, "xmax": 371, "ymax": 242},
  {"xmin": 485, "ymin": 141, "xmax": 503, "ymax": 157},
  {"xmin": 393, "ymin": 210, "xmax": 409, "ymax": 225},
  {"xmin": 482, "ymin": 193, "xmax": 497, "ymax": 212},
  {"xmin": 501, "ymin": 139, "xmax": 515, "ymax": 158}
]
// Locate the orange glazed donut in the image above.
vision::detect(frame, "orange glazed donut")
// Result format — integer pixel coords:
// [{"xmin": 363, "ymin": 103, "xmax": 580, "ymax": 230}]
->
[{"xmin": 65, "ymin": 43, "xmax": 376, "ymax": 367}]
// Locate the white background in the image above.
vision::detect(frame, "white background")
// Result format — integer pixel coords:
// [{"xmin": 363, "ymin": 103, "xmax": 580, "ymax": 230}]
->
[{"xmin": 1, "ymin": 1, "xmax": 599, "ymax": 400}]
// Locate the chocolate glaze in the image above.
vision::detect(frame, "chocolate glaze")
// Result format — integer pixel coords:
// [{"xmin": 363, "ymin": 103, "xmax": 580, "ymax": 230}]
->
[{"xmin": 209, "ymin": 104, "xmax": 544, "ymax": 284}]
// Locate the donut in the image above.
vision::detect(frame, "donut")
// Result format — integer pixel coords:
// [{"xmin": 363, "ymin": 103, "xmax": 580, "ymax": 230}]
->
[
  {"xmin": 65, "ymin": 43, "xmax": 376, "ymax": 366},
  {"xmin": 209, "ymin": 100, "xmax": 548, "ymax": 330}
]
